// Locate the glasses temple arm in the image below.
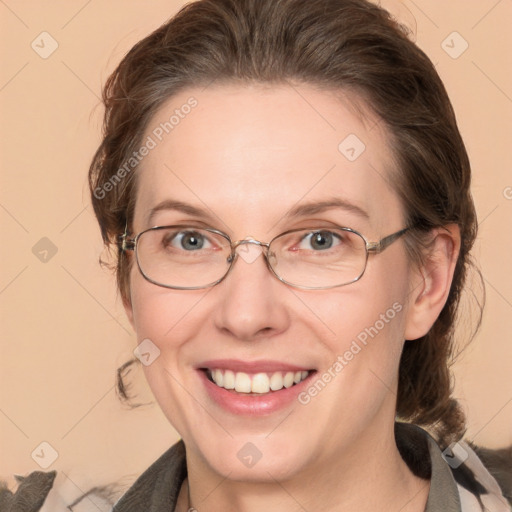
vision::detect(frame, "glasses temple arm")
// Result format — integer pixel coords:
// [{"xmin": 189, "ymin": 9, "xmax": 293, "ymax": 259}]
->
[{"xmin": 367, "ymin": 227, "xmax": 410, "ymax": 254}]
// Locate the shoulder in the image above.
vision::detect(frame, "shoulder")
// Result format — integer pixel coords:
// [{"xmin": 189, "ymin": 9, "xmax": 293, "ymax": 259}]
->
[
  {"xmin": 0, "ymin": 470, "xmax": 57, "ymax": 512},
  {"xmin": 396, "ymin": 422, "xmax": 510, "ymax": 512},
  {"xmin": 112, "ymin": 439, "xmax": 187, "ymax": 512},
  {"xmin": 452, "ymin": 441, "xmax": 511, "ymax": 512}
]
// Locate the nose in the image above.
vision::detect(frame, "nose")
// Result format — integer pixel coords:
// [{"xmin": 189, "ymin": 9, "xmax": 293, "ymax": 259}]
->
[{"xmin": 212, "ymin": 241, "xmax": 290, "ymax": 341}]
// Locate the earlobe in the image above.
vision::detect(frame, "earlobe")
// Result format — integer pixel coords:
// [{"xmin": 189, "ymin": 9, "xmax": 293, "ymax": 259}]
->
[{"xmin": 404, "ymin": 225, "xmax": 461, "ymax": 341}]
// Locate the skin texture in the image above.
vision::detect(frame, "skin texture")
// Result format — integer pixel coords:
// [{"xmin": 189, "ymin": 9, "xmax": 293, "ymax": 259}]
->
[{"xmin": 123, "ymin": 84, "xmax": 460, "ymax": 511}]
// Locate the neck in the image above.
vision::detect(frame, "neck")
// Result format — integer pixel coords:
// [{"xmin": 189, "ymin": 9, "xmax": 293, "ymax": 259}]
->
[{"xmin": 176, "ymin": 421, "xmax": 430, "ymax": 512}]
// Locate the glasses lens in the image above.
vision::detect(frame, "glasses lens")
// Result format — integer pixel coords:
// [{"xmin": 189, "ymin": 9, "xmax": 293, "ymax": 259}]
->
[
  {"xmin": 136, "ymin": 226, "xmax": 231, "ymax": 288},
  {"xmin": 269, "ymin": 228, "xmax": 367, "ymax": 288}
]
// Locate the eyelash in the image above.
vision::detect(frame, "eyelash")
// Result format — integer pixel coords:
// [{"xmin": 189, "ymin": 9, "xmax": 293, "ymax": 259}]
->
[{"xmin": 160, "ymin": 228, "xmax": 346, "ymax": 253}]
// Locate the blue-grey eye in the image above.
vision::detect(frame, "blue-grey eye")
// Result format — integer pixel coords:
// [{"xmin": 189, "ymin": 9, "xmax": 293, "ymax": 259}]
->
[
  {"xmin": 299, "ymin": 230, "xmax": 341, "ymax": 251},
  {"xmin": 168, "ymin": 230, "xmax": 212, "ymax": 251}
]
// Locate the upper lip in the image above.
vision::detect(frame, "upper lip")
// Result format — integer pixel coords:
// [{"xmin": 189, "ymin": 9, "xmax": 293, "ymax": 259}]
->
[{"xmin": 197, "ymin": 359, "xmax": 314, "ymax": 373}]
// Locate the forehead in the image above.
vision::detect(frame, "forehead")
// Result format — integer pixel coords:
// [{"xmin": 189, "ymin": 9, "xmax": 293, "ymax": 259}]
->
[{"xmin": 134, "ymin": 83, "xmax": 403, "ymax": 235}]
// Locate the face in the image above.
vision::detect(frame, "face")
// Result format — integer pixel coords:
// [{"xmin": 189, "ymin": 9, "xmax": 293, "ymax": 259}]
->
[{"xmin": 125, "ymin": 83, "xmax": 418, "ymax": 482}]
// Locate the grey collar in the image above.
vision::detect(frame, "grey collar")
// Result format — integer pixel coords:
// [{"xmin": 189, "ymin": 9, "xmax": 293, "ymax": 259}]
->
[{"xmin": 424, "ymin": 432, "xmax": 462, "ymax": 511}]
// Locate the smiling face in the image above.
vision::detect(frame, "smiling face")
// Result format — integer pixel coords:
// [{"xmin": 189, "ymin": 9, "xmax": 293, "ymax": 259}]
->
[{"xmin": 124, "ymin": 83, "xmax": 420, "ymax": 482}]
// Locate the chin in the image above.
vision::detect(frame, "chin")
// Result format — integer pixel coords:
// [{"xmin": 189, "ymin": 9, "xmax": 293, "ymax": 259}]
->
[{"xmin": 186, "ymin": 430, "xmax": 313, "ymax": 482}]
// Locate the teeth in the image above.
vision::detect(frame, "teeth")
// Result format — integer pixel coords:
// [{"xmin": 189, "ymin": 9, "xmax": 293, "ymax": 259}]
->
[
  {"xmin": 213, "ymin": 369, "xmax": 223, "ymax": 387},
  {"xmin": 234, "ymin": 372, "xmax": 251, "ymax": 393},
  {"xmin": 209, "ymin": 369, "xmax": 310, "ymax": 394},
  {"xmin": 223, "ymin": 370, "xmax": 235, "ymax": 389},
  {"xmin": 251, "ymin": 373, "xmax": 269, "ymax": 393},
  {"xmin": 269, "ymin": 372, "xmax": 283, "ymax": 391},
  {"xmin": 283, "ymin": 372, "xmax": 294, "ymax": 388}
]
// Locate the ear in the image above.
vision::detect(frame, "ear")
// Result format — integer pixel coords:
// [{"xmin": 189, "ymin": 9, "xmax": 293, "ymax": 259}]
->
[{"xmin": 404, "ymin": 224, "xmax": 461, "ymax": 341}]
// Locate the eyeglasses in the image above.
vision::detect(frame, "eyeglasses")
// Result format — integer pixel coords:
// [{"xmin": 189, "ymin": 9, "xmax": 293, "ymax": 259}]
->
[{"xmin": 120, "ymin": 224, "xmax": 409, "ymax": 290}]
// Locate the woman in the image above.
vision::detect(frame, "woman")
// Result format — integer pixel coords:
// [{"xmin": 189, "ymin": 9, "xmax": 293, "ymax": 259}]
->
[{"xmin": 86, "ymin": 0, "xmax": 510, "ymax": 510}]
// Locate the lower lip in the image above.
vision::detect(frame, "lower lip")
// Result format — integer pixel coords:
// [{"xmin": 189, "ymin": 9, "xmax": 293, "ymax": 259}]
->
[{"xmin": 198, "ymin": 370, "xmax": 315, "ymax": 416}]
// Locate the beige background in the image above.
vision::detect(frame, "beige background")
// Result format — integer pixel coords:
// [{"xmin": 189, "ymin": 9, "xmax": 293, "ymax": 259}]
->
[{"xmin": 1, "ymin": 0, "xmax": 511, "ymax": 504}]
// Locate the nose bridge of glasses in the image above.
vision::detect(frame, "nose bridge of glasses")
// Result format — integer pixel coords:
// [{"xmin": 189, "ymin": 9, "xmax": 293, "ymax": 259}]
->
[
  {"xmin": 226, "ymin": 238, "xmax": 277, "ymax": 267},
  {"xmin": 231, "ymin": 238, "xmax": 268, "ymax": 259},
  {"xmin": 232, "ymin": 238, "xmax": 268, "ymax": 250}
]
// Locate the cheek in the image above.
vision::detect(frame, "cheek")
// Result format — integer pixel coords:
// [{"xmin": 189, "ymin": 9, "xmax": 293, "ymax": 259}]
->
[
  {"xmin": 128, "ymin": 274, "xmax": 208, "ymax": 425},
  {"xmin": 128, "ymin": 270, "xmax": 205, "ymax": 353},
  {"xmin": 291, "ymin": 266, "xmax": 409, "ymax": 449},
  {"xmin": 305, "ymin": 252, "xmax": 411, "ymax": 378},
  {"xmin": 313, "ymin": 292, "xmax": 406, "ymax": 377},
  {"xmin": 324, "ymin": 262, "xmax": 408, "ymax": 339}
]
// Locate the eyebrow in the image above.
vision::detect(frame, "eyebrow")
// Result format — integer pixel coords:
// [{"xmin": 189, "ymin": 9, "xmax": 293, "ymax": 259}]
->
[
  {"xmin": 145, "ymin": 196, "xmax": 369, "ymax": 228},
  {"xmin": 283, "ymin": 197, "xmax": 369, "ymax": 221},
  {"xmin": 146, "ymin": 199, "xmax": 218, "ymax": 226}
]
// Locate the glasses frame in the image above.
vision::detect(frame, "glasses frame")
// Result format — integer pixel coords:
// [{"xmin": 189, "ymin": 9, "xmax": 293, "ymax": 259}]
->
[{"xmin": 120, "ymin": 224, "xmax": 410, "ymax": 291}]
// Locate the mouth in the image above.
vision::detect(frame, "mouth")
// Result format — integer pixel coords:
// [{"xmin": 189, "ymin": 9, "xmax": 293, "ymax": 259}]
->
[
  {"xmin": 202, "ymin": 368, "xmax": 312, "ymax": 394},
  {"xmin": 196, "ymin": 359, "xmax": 317, "ymax": 415}
]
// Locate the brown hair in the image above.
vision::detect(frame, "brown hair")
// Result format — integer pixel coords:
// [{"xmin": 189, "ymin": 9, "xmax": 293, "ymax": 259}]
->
[{"xmin": 89, "ymin": 0, "xmax": 480, "ymax": 445}]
